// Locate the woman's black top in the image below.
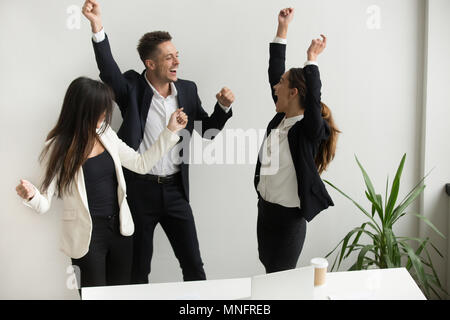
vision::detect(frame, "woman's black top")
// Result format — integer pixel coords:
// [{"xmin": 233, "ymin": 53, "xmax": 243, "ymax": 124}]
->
[{"xmin": 82, "ymin": 149, "xmax": 119, "ymax": 218}]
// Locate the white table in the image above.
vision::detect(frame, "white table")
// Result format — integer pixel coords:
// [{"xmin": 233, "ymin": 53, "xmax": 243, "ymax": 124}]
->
[
  {"xmin": 314, "ymin": 267, "xmax": 426, "ymax": 300},
  {"xmin": 82, "ymin": 267, "xmax": 426, "ymax": 300},
  {"xmin": 82, "ymin": 277, "xmax": 251, "ymax": 300}
]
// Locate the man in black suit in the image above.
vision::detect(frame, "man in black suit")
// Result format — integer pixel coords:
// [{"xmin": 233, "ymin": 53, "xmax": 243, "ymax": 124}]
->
[{"xmin": 82, "ymin": 0, "xmax": 234, "ymax": 283}]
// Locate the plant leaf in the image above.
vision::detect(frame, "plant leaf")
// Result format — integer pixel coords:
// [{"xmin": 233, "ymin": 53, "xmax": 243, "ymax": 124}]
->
[
  {"xmin": 336, "ymin": 226, "xmax": 376, "ymax": 270},
  {"xmin": 414, "ymin": 214, "xmax": 445, "ymax": 239},
  {"xmin": 324, "ymin": 179, "xmax": 382, "ymax": 233},
  {"xmin": 391, "ymin": 212, "xmax": 407, "ymax": 225},
  {"xmin": 344, "ymin": 223, "xmax": 371, "ymax": 259},
  {"xmin": 375, "ymin": 194, "xmax": 384, "ymax": 224},
  {"xmin": 423, "ymin": 248, "xmax": 443, "ymax": 289},
  {"xmin": 385, "ymin": 154, "xmax": 406, "ymax": 225},
  {"xmin": 425, "ymin": 274, "xmax": 450, "ymax": 298},
  {"xmin": 356, "ymin": 245, "xmax": 375, "ymax": 269},
  {"xmin": 405, "ymin": 246, "xmax": 430, "ymax": 297},
  {"xmin": 366, "ymin": 191, "xmax": 376, "ymax": 218},
  {"xmin": 384, "ymin": 228, "xmax": 400, "ymax": 267},
  {"xmin": 384, "ymin": 175, "xmax": 389, "ymax": 213},
  {"xmin": 429, "ymin": 241, "xmax": 444, "ymax": 258},
  {"xmin": 424, "ymin": 275, "xmax": 448, "ymax": 299},
  {"xmin": 397, "ymin": 236, "xmax": 444, "ymax": 258},
  {"xmin": 390, "ymin": 184, "xmax": 425, "ymax": 225},
  {"xmin": 397, "ymin": 168, "xmax": 433, "ymax": 210},
  {"xmin": 355, "ymin": 155, "xmax": 384, "ymax": 219},
  {"xmin": 399, "ymin": 238, "xmax": 427, "ymax": 270},
  {"xmin": 325, "ymin": 238, "xmax": 345, "ymax": 271},
  {"xmin": 348, "ymin": 261, "xmax": 358, "ymax": 271}
]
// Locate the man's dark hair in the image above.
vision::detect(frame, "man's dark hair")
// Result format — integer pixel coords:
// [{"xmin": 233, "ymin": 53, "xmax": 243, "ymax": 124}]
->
[{"xmin": 137, "ymin": 31, "xmax": 172, "ymax": 64}]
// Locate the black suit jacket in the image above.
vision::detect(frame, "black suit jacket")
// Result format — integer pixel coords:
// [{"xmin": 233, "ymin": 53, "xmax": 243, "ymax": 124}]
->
[
  {"xmin": 92, "ymin": 35, "xmax": 233, "ymax": 202},
  {"xmin": 254, "ymin": 43, "xmax": 334, "ymax": 222}
]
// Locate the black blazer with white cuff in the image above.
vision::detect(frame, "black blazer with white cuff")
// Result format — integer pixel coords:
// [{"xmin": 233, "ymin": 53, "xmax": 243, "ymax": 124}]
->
[{"xmin": 254, "ymin": 43, "xmax": 334, "ymax": 222}]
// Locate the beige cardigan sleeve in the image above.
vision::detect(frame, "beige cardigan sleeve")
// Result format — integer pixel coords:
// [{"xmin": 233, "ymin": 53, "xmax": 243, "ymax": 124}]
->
[{"xmin": 107, "ymin": 126, "xmax": 180, "ymax": 174}]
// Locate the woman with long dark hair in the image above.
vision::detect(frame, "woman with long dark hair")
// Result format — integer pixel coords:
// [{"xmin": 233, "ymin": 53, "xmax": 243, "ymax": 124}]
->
[
  {"xmin": 254, "ymin": 8, "xmax": 340, "ymax": 273},
  {"xmin": 15, "ymin": 77, "xmax": 187, "ymax": 289}
]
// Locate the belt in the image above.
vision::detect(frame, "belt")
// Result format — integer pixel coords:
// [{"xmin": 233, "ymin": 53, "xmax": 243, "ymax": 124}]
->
[
  {"xmin": 134, "ymin": 172, "xmax": 181, "ymax": 184},
  {"xmin": 91, "ymin": 214, "xmax": 118, "ymax": 220}
]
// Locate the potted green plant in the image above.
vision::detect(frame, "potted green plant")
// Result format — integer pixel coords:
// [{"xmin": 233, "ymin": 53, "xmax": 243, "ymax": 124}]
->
[{"xmin": 324, "ymin": 154, "xmax": 448, "ymax": 299}]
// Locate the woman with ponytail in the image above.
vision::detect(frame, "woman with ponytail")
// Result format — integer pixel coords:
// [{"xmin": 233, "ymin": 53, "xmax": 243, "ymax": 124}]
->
[{"xmin": 254, "ymin": 8, "xmax": 340, "ymax": 273}]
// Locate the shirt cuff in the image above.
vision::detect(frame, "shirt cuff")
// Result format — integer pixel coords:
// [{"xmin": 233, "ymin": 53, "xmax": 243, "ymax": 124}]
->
[
  {"xmin": 23, "ymin": 185, "xmax": 40, "ymax": 208},
  {"xmin": 92, "ymin": 28, "xmax": 106, "ymax": 43},
  {"xmin": 272, "ymin": 37, "xmax": 287, "ymax": 45},
  {"xmin": 218, "ymin": 101, "xmax": 232, "ymax": 113},
  {"xmin": 304, "ymin": 60, "xmax": 318, "ymax": 67}
]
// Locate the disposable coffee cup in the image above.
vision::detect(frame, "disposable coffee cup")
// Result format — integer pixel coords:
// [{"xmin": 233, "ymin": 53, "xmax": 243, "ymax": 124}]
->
[{"xmin": 310, "ymin": 257, "xmax": 329, "ymax": 287}]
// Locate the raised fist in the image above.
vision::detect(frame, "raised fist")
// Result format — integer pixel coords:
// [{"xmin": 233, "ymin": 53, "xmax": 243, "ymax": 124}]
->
[
  {"xmin": 307, "ymin": 34, "xmax": 327, "ymax": 61},
  {"xmin": 82, "ymin": 0, "xmax": 103, "ymax": 33},
  {"xmin": 216, "ymin": 87, "xmax": 235, "ymax": 108},
  {"xmin": 167, "ymin": 108, "xmax": 188, "ymax": 133},
  {"xmin": 278, "ymin": 8, "xmax": 294, "ymax": 27},
  {"xmin": 16, "ymin": 179, "xmax": 36, "ymax": 201}
]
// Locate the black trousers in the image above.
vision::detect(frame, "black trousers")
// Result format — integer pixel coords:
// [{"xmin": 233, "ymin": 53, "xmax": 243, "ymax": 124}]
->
[
  {"xmin": 71, "ymin": 215, "xmax": 133, "ymax": 291},
  {"xmin": 257, "ymin": 197, "xmax": 307, "ymax": 274},
  {"xmin": 126, "ymin": 173, "xmax": 206, "ymax": 284}
]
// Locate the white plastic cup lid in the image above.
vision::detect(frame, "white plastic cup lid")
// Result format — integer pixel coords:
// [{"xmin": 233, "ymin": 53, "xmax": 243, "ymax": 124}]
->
[{"xmin": 310, "ymin": 257, "xmax": 329, "ymax": 269}]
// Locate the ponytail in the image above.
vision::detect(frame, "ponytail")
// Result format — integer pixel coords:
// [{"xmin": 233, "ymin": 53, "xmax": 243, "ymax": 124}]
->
[{"xmin": 315, "ymin": 102, "xmax": 341, "ymax": 174}]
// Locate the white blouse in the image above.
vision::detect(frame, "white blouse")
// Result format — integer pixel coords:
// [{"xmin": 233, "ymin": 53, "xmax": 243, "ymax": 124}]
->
[{"xmin": 257, "ymin": 115, "xmax": 304, "ymax": 208}]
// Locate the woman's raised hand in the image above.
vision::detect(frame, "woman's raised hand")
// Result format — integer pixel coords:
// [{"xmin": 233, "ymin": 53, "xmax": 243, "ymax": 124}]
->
[
  {"xmin": 167, "ymin": 108, "xmax": 188, "ymax": 133},
  {"xmin": 16, "ymin": 179, "xmax": 35, "ymax": 201},
  {"xmin": 277, "ymin": 8, "xmax": 294, "ymax": 39},
  {"xmin": 278, "ymin": 7, "xmax": 295, "ymax": 27},
  {"xmin": 307, "ymin": 34, "xmax": 327, "ymax": 61}
]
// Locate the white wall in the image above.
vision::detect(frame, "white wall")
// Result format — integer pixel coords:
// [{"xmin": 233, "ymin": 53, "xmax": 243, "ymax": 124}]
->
[
  {"xmin": 420, "ymin": 0, "xmax": 450, "ymax": 296},
  {"xmin": 0, "ymin": 0, "xmax": 434, "ymax": 299}
]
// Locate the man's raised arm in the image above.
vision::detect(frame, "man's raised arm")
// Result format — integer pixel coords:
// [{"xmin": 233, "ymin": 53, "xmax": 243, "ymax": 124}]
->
[{"xmin": 82, "ymin": 0, "xmax": 129, "ymax": 112}]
